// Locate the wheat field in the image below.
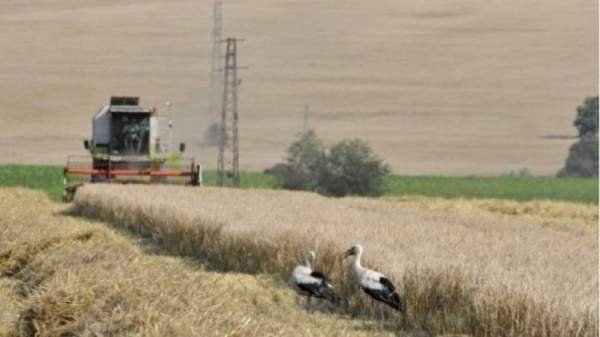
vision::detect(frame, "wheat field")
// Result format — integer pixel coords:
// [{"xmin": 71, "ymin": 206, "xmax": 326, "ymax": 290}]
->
[
  {"xmin": 1, "ymin": 188, "xmax": 406, "ymax": 337},
  {"xmin": 72, "ymin": 184, "xmax": 599, "ymax": 337}
]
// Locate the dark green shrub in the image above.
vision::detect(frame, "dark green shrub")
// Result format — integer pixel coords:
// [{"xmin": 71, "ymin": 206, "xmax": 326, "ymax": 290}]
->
[
  {"xmin": 267, "ymin": 132, "xmax": 390, "ymax": 196},
  {"xmin": 574, "ymin": 96, "xmax": 598, "ymax": 137},
  {"xmin": 559, "ymin": 96, "xmax": 598, "ymax": 177},
  {"xmin": 558, "ymin": 134, "xmax": 598, "ymax": 177},
  {"xmin": 318, "ymin": 139, "xmax": 390, "ymax": 197},
  {"xmin": 274, "ymin": 130, "xmax": 326, "ymax": 190}
]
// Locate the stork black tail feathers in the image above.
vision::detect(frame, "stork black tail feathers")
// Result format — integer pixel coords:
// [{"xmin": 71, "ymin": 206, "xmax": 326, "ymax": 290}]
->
[
  {"xmin": 319, "ymin": 285, "xmax": 342, "ymax": 305},
  {"xmin": 386, "ymin": 292, "xmax": 404, "ymax": 311}
]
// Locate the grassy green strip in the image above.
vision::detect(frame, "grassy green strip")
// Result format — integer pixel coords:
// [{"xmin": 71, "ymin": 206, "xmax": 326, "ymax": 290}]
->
[
  {"xmin": 384, "ymin": 175, "xmax": 598, "ymax": 204},
  {"xmin": 0, "ymin": 165, "xmax": 64, "ymax": 201},
  {"xmin": 0, "ymin": 165, "xmax": 597, "ymax": 204}
]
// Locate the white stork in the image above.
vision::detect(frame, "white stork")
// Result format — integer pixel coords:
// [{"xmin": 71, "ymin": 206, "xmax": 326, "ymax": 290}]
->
[
  {"xmin": 288, "ymin": 250, "xmax": 340, "ymax": 312},
  {"xmin": 343, "ymin": 244, "xmax": 404, "ymax": 320}
]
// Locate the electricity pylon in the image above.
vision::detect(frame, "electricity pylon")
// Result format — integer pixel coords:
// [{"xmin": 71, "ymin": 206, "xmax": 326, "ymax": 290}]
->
[{"xmin": 217, "ymin": 38, "xmax": 242, "ymax": 187}]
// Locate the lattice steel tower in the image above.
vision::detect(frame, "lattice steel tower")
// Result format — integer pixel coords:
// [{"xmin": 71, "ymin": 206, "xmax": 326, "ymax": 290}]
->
[
  {"xmin": 217, "ymin": 38, "xmax": 241, "ymax": 187},
  {"xmin": 208, "ymin": 0, "xmax": 223, "ymax": 122}
]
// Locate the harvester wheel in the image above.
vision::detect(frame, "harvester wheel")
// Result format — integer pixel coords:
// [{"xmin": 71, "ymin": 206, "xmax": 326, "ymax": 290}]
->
[{"xmin": 192, "ymin": 165, "xmax": 201, "ymax": 186}]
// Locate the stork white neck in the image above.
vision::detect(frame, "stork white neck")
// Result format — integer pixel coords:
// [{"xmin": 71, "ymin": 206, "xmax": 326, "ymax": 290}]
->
[
  {"xmin": 352, "ymin": 248, "xmax": 365, "ymax": 276},
  {"xmin": 304, "ymin": 252, "xmax": 314, "ymax": 269},
  {"xmin": 304, "ymin": 256, "xmax": 312, "ymax": 269}
]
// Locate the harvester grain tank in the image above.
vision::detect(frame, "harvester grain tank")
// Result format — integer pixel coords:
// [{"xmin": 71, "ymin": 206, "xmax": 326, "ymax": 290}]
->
[{"xmin": 63, "ymin": 96, "xmax": 201, "ymax": 200}]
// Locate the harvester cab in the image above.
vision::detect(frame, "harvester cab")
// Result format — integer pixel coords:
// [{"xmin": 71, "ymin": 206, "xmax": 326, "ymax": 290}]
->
[{"xmin": 64, "ymin": 96, "xmax": 201, "ymax": 201}]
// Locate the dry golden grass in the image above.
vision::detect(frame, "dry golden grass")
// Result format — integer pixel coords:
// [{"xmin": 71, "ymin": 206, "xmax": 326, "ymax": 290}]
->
[
  {"xmin": 0, "ymin": 188, "xmax": 402, "ymax": 337},
  {"xmin": 72, "ymin": 184, "xmax": 599, "ymax": 337}
]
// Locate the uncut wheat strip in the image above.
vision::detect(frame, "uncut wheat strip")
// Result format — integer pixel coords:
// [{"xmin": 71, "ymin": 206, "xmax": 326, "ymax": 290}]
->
[
  {"xmin": 74, "ymin": 185, "xmax": 598, "ymax": 337},
  {"xmin": 75, "ymin": 184, "xmax": 598, "ymax": 316}
]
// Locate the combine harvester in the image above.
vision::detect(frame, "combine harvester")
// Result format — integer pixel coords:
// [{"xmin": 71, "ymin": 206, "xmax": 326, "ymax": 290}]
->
[{"xmin": 63, "ymin": 96, "xmax": 201, "ymax": 201}]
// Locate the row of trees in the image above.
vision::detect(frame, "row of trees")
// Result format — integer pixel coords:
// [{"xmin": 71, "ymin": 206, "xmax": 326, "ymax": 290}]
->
[{"xmin": 266, "ymin": 131, "xmax": 390, "ymax": 197}]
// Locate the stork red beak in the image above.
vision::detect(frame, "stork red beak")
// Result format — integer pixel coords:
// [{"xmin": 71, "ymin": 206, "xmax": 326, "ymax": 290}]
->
[{"xmin": 342, "ymin": 249, "xmax": 353, "ymax": 259}]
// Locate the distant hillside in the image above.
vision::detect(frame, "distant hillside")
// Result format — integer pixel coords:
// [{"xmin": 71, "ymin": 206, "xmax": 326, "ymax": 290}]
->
[{"xmin": 0, "ymin": 0, "xmax": 597, "ymax": 175}]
